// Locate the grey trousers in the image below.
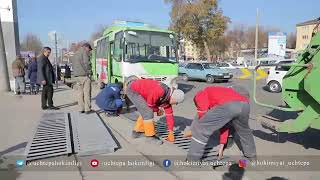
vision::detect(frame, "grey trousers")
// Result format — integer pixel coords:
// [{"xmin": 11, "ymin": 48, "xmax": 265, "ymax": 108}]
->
[
  {"xmin": 15, "ymin": 76, "xmax": 25, "ymax": 93},
  {"xmin": 187, "ymin": 101, "xmax": 256, "ymax": 161},
  {"xmin": 126, "ymin": 85, "xmax": 154, "ymax": 120}
]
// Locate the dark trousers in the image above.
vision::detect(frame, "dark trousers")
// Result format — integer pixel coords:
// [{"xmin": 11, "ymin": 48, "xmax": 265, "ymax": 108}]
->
[
  {"xmin": 42, "ymin": 85, "xmax": 54, "ymax": 108},
  {"xmin": 187, "ymin": 102, "xmax": 256, "ymax": 161}
]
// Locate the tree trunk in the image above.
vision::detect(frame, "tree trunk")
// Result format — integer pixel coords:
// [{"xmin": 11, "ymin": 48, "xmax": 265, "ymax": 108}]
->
[{"xmin": 204, "ymin": 40, "xmax": 211, "ymax": 61}]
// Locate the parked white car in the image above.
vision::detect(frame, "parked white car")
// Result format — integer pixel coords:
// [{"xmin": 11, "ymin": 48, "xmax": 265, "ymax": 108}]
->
[
  {"xmin": 218, "ymin": 62, "xmax": 244, "ymax": 69},
  {"xmin": 266, "ymin": 59, "xmax": 295, "ymax": 93}
]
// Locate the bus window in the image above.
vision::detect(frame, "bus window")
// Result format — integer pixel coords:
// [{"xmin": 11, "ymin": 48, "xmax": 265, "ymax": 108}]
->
[
  {"xmin": 113, "ymin": 32, "xmax": 124, "ymax": 62},
  {"xmin": 97, "ymin": 39, "xmax": 107, "ymax": 58}
]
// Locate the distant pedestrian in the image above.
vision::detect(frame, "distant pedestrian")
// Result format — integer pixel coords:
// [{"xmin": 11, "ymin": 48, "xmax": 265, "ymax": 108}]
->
[
  {"xmin": 71, "ymin": 43, "xmax": 93, "ymax": 114},
  {"xmin": 12, "ymin": 55, "xmax": 26, "ymax": 95},
  {"xmin": 37, "ymin": 47, "xmax": 59, "ymax": 110},
  {"xmin": 28, "ymin": 57, "xmax": 39, "ymax": 94},
  {"xmin": 64, "ymin": 64, "xmax": 71, "ymax": 79}
]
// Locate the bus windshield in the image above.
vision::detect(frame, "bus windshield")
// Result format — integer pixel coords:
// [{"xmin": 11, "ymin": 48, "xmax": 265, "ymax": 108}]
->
[{"xmin": 125, "ymin": 30, "xmax": 177, "ymax": 63}]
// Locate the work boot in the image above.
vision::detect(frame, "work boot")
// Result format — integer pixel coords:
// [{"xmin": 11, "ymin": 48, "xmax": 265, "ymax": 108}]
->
[
  {"xmin": 146, "ymin": 136, "xmax": 163, "ymax": 145},
  {"xmin": 131, "ymin": 131, "xmax": 144, "ymax": 139}
]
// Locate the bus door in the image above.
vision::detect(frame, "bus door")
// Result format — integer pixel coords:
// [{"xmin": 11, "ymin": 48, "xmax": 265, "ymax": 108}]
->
[{"xmin": 96, "ymin": 38, "xmax": 109, "ymax": 83}]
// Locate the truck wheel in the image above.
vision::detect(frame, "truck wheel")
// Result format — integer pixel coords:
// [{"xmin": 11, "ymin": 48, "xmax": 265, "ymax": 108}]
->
[
  {"xmin": 268, "ymin": 81, "xmax": 281, "ymax": 93},
  {"xmin": 182, "ymin": 74, "xmax": 189, "ymax": 81},
  {"xmin": 206, "ymin": 75, "xmax": 214, "ymax": 83}
]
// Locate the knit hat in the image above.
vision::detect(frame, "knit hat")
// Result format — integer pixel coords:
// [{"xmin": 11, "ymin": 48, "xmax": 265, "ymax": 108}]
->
[
  {"xmin": 171, "ymin": 89, "xmax": 185, "ymax": 104},
  {"xmin": 115, "ymin": 99, "xmax": 123, "ymax": 108}
]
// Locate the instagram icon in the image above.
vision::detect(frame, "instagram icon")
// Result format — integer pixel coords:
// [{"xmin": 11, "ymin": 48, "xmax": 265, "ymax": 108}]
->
[{"xmin": 238, "ymin": 159, "xmax": 247, "ymax": 168}]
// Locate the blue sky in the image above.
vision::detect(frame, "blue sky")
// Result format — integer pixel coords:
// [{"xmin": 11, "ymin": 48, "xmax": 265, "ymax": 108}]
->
[{"xmin": 17, "ymin": 0, "xmax": 319, "ymax": 47}]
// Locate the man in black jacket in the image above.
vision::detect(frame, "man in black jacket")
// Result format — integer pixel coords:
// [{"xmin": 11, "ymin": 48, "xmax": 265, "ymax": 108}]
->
[{"xmin": 37, "ymin": 47, "xmax": 59, "ymax": 110}]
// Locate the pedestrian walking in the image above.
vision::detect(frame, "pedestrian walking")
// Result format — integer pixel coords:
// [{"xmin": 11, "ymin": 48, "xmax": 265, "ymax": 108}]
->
[
  {"xmin": 28, "ymin": 57, "xmax": 39, "ymax": 94},
  {"xmin": 71, "ymin": 43, "xmax": 93, "ymax": 114},
  {"xmin": 12, "ymin": 55, "xmax": 26, "ymax": 95},
  {"xmin": 37, "ymin": 47, "xmax": 59, "ymax": 110}
]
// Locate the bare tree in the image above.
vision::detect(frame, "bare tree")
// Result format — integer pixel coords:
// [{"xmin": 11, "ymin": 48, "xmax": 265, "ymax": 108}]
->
[
  {"xmin": 90, "ymin": 25, "xmax": 108, "ymax": 44},
  {"xmin": 20, "ymin": 33, "xmax": 43, "ymax": 55}
]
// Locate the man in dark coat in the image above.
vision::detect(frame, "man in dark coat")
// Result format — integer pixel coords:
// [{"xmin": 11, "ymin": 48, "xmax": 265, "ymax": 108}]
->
[
  {"xmin": 37, "ymin": 47, "xmax": 59, "ymax": 110},
  {"xmin": 95, "ymin": 83, "xmax": 123, "ymax": 116},
  {"xmin": 28, "ymin": 57, "xmax": 39, "ymax": 94}
]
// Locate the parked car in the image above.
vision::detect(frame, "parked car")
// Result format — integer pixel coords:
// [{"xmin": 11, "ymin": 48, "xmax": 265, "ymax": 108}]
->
[
  {"xmin": 179, "ymin": 62, "xmax": 233, "ymax": 83},
  {"xmin": 266, "ymin": 59, "xmax": 295, "ymax": 93},
  {"xmin": 217, "ymin": 62, "xmax": 244, "ymax": 69}
]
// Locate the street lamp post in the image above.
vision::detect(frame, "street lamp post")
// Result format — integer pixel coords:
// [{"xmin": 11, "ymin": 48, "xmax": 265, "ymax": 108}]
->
[
  {"xmin": 54, "ymin": 32, "xmax": 58, "ymax": 88},
  {"xmin": 0, "ymin": 6, "xmax": 11, "ymax": 92}
]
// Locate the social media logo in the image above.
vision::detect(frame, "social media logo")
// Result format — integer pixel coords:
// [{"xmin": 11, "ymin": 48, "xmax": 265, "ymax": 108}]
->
[
  {"xmin": 90, "ymin": 159, "xmax": 99, "ymax": 168},
  {"xmin": 238, "ymin": 159, "xmax": 247, "ymax": 168},
  {"xmin": 16, "ymin": 160, "xmax": 24, "ymax": 168},
  {"xmin": 163, "ymin": 159, "xmax": 171, "ymax": 168}
]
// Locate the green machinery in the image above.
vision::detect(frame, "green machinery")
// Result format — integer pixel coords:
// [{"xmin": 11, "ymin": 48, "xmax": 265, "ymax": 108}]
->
[{"xmin": 254, "ymin": 24, "xmax": 320, "ymax": 133}]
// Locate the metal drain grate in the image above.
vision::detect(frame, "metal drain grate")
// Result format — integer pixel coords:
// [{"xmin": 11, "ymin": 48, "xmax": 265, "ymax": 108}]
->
[
  {"xmin": 70, "ymin": 112, "xmax": 118, "ymax": 156},
  {"xmin": 155, "ymin": 122, "xmax": 219, "ymax": 161},
  {"xmin": 25, "ymin": 112, "xmax": 72, "ymax": 161}
]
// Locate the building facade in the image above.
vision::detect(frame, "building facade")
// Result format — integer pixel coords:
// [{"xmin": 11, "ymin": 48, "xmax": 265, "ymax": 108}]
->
[
  {"xmin": 179, "ymin": 39, "xmax": 200, "ymax": 60},
  {"xmin": 296, "ymin": 18, "xmax": 320, "ymax": 51}
]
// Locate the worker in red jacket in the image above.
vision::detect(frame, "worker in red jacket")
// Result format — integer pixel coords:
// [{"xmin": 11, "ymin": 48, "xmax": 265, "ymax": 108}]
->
[
  {"xmin": 186, "ymin": 85, "xmax": 256, "ymax": 161},
  {"xmin": 126, "ymin": 79, "xmax": 185, "ymax": 144}
]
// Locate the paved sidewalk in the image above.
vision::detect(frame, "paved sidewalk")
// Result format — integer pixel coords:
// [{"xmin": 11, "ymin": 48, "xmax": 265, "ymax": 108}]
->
[
  {"xmin": 0, "ymin": 85, "xmax": 178, "ymax": 180},
  {"xmin": 1, "ymin": 83, "xmax": 320, "ymax": 180}
]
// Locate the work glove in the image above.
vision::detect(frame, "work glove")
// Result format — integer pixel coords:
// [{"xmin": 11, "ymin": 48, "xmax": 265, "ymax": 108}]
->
[
  {"xmin": 183, "ymin": 130, "xmax": 192, "ymax": 138},
  {"xmin": 183, "ymin": 126, "xmax": 192, "ymax": 137},
  {"xmin": 218, "ymin": 144, "xmax": 225, "ymax": 160},
  {"xmin": 157, "ymin": 108, "xmax": 164, "ymax": 116},
  {"xmin": 166, "ymin": 131, "xmax": 175, "ymax": 142}
]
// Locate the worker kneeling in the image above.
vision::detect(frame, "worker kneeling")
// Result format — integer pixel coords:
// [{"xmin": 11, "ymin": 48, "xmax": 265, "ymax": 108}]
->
[
  {"xmin": 126, "ymin": 79, "xmax": 184, "ymax": 145},
  {"xmin": 95, "ymin": 83, "xmax": 123, "ymax": 116},
  {"xmin": 186, "ymin": 86, "xmax": 256, "ymax": 161}
]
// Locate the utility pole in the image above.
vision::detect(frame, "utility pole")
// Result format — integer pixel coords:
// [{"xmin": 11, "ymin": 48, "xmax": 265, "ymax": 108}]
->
[
  {"xmin": 54, "ymin": 32, "xmax": 58, "ymax": 88},
  {"xmin": 254, "ymin": 8, "xmax": 259, "ymax": 66},
  {"xmin": 0, "ymin": 7, "xmax": 11, "ymax": 92}
]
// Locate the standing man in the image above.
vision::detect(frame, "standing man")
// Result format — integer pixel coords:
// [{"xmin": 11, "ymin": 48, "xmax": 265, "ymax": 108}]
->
[
  {"xmin": 71, "ymin": 43, "xmax": 93, "ymax": 114},
  {"xmin": 37, "ymin": 47, "xmax": 59, "ymax": 110},
  {"xmin": 186, "ymin": 86, "xmax": 256, "ymax": 161},
  {"xmin": 12, "ymin": 55, "xmax": 26, "ymax": 95},
  {"xmin": 126, "ymin": 79, "xmax": 185, "ymax": 144}
]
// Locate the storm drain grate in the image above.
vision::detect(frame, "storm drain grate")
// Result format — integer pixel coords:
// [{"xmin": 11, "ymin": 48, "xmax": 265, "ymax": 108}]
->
[
  {"xmin": 25, "ymin": 112, "xmax": 72, "ymax": 161},
  {"xmin": 25, "ymin": 112, "xmax": 118, "ymax": 161},
  {"xmin": 155, "ymin": 122, "xmax": 218, "ymax": 161}
]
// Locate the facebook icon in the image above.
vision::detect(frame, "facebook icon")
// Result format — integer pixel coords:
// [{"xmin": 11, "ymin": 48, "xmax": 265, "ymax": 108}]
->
[{"xmin": 163, "ymin": 159, "xmax": 171, "ymax": 168}]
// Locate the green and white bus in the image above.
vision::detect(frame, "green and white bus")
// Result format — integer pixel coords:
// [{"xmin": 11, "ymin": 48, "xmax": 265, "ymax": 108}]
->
[{"xmin": 92, "ymin": 21, "xmax": 179, "ymax": 87}]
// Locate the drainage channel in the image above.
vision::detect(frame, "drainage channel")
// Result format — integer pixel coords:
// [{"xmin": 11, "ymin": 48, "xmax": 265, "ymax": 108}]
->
[
  {"xmin": 25, "ymin": 112, "xmax": 118, "ymax": 162},
  {"xmin": 155, "ymin": 122, "xmax": 219, "ymax": 161}
]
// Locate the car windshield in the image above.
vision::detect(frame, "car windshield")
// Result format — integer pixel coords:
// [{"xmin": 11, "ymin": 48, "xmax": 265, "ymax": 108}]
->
[
  {"xmin": 125, "ymin": 31, "xmax": 177, "ymax": 63},
  {"xmin": 203, "ymin": 63, "xmax": 219, "ymax": 69}
]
